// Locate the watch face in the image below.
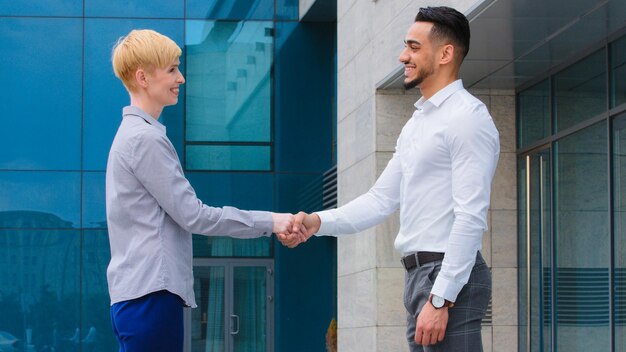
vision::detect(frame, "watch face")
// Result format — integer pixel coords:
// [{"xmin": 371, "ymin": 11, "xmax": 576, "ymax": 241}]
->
[{"xmin": 432, "ymin": 295, "xmax": 445, "ymax": 308}]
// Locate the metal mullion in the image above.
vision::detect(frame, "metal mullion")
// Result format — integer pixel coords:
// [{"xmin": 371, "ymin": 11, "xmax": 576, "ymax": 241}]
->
[{"xmin": 526, "ymin": 155, "xmax": 532, "ymax": 352}]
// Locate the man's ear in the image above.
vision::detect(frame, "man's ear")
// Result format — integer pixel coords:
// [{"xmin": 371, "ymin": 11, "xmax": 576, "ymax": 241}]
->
[
  {"xmin": 135, "ymin": 68, "xmax": 148, "ymax": 88},
  {"xmin": 439, "ymin": 44, "xmax": 455, "ymax": 65}
]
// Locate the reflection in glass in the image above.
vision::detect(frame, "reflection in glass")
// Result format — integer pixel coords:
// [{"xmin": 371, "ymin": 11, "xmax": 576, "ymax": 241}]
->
[
  {"xmin": 192, "ymin": 266, "xmax": 225, "ymax": 351},
  {"xmin": 83, "ymin": 172, "xmax": 107, "ymax": 229},
  {"xmin": 611, "ymin": 35, "xmax": 626, "ymax": 108},
  {"xmin": 82, "ymin": 230, "xmax": 117, "ymax": 352},
  {"xmin": 0, "ymin": 0, "xmax": 81, "ymax": 17},
  {"xmin": 193, "ymin": 236, "xmax": 271, "ymax": 257},
  {"xmin": 85, "ymin": 0, "xmax": 184, "ymax": 18},
  {"xmin": 555, "ymin": 122, "xmax": 609, "ymax": 351},
  {"xmin": 186, "ymin": 145, "xmax": 271, "ymax": 171},
  {"xmin": 554, "ymin": 49, "xmax": 607, "ymax": 132},
  {"xmin": 186, "ymin": 0, "xmax": 273, "ymax": 20},
  {"xmin": 0, "ymin": 230, "xmax": 80, "ymax": 351},
  {"xmin": 518, "ymin": 79, "xmax": 550, "ymax": 149},
  {"xmin": 612, "ymin": 113, "xmax": 626, "ymax": 351},
  {"xmin": 233, "ymin": 266, "xmax": 266, "ymax": 351},
  {"xmin": 275, "ymin": 0, "xmax": 299, "ymax": 20},
  {"xmin": 185, "ymin": 20, "xmax": 273, "ymax": 143},
  {"xmin": 0, "ymin": 18, "xmax": 81, "ymax": 170},
  {"xmin": 0, "ymin": 172, "xmax": 80, "ymax": 228}
]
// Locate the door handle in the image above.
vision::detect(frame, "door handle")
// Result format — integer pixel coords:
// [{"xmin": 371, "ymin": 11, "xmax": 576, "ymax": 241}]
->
[{"xmin": 230, "ymin": 314, "xmax": 240, "ymax": 335}]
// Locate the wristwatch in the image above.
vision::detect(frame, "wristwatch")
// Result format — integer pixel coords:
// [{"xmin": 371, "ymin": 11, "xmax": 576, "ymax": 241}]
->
[{"xmin": 430, "ymin": 294, "xmax": 454, "ymax": 309}]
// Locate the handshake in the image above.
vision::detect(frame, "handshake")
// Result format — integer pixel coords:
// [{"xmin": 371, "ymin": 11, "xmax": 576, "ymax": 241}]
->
[{"xmin": 271, "ymin": 211, "xmax": 321, "ymax": 248}]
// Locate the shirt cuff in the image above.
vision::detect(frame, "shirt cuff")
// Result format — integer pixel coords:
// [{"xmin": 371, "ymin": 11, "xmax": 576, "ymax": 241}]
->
[
  {"xmin": 249, "ymin": 211, "xmax": 274, "ymax": 237},
  {"xmin": 314, "ymin": 210, "xmax": 337, "ymax": 236},
  {"xmin": 431, "ymin": 275, "xmax": 465, "ymax": 303}
]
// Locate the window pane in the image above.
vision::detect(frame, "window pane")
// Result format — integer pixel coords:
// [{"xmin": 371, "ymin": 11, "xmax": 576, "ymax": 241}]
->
[
  {"xmin": 0, "ymin": 229, "xmax": 80, "ymax": 350},
  {"xmin": 554, "ymin": 122, "xmax": 609, "ymax": 351},
  {"xmin": 185, "ymin": 20, "xmax": 273, "ymax": 143},
  {"xmin": 0, "ymin": 18, "xmax": 81, "ymax": 170},
  {"xmin": 554, "ymin": 49, "xmax": 607, "ymax": 132},
  {"xmin": 0, "ymin": 172, "xmax": 80, "ymax": 228},
  {"xmin": 518, "ymin": 80, "xmax": 551, "ymax": 149},
  {"xmin": 186, "ymin": 0, "xmax": 273, "ymax": 20},
  {"xmin": 193, "ymin": 236, "xmax": 271, "ymax": 257},
  {"xmin": 85, "ymin": 0, "xmax": 184, "ymax": 18},
  {"xmin": 0, "ymin": 0, "xmax": 81, "ymax": 16},
  {"xmin": 186, "ymin": 145, "xmax": 271, "ymax": 171},
  {"xmin": 518, "ymin": 157, "xmax": 528, "ymax": 351},
  {"xmin": 276, "ymin": 0, "xmax": 299, "ymax": 20},
  {"xmin": 611, "ymin": 35, "xmax": 626, "ymax": 108},
  {"xmin": 612, "ymin": 113, "xmax": 626, "ymax": 352},
  {"xmin": 83, "ymin": 172, "xmax": 106, "ymax": 229},
  {"xmin": 83, "ymin": 19, "xmax": 184, "ymax": 171},
  {"xmin": 81, "ymin": 230, "xmax": 117, "ymax": 351}
]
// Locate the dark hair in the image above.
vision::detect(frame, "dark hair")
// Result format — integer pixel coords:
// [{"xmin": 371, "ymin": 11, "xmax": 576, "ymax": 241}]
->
[{"xmin": 415, "ymin": 6, "xmax": 470, "ymax": 60}]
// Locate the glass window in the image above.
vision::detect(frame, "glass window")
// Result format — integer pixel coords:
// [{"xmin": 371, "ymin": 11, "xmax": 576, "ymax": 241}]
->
[
  {"xmin": 0, "ymin": 18, "xmax": 82, "ymax": 171},
  {"xmin": 185, "ymin": 20, "xmax": 273, "ymax": 171},
  {"xmin": 83, "ymin": 172, "xmax": 106, "ymax": 229},
  {"xmin": 81, "ymin": 230, "xmax": 117, "ymax": 351},
  {"xmin": 186, "ymin": 0, "xmax": 273, "ymax": 20},
  {"xmin": 554, "ymin": 122, "xmax": 610, "ymax": 351},
  {"xmin": 554, "ymin": 49, "xmax": 607, "ymax": 132},
  {"xmin": 85, "ymin": 0, "xmax": 184, "ymax": 18},
  {"xmin": 518, "ymin": 157, "xmax": 529, "ymax": 351},
  {"xmin": 186, "ymin": 145, "xmax": 271, "ymax": 171},
  {"xmin": 518, "ymin": 79, "xmax": 551, "ymax": 149},
  {"xmin": 83, "ymin": 18, "xmax": 184, "ymax": 171},
  {"xmin": 0, "ymin": 172, "xmax": 80, "ymax": 228},
  {"xmin": 612, "ymin": 113, "xmax": 626, "ymax": 352},
  {"xmin": 0, "ymin": 229, "xmax": 80, "ymax": 351},
  {"xmin": 0, "ymin": 0, "xmax": 81, "ymax": 17},
  {"xmin": 275, "ymin": 0, "xmax": 299, "ymax": 20},
  {"xmin": 611, "ymin": 35, "xmax": 626, "ymax": 108}
]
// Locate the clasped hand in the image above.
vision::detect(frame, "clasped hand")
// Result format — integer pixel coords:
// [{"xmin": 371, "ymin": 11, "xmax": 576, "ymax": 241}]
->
[{"xmin": 272, "ymin": 211, "xmax": 320, "ymax": 248}]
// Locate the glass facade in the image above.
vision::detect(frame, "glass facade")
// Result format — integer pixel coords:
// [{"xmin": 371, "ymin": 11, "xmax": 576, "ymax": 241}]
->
[
  {"xmin": 0, "ymin": 1, "xmax": 336, "ymax": 351},
  {"xmin": 518, "ymin": 34, "xmax": 626, "ymax": 351}
]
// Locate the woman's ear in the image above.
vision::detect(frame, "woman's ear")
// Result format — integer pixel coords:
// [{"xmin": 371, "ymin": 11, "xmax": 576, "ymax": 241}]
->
[{"xmin": 135, "ymin": 68, "xmax": 148, "ymax": 88}]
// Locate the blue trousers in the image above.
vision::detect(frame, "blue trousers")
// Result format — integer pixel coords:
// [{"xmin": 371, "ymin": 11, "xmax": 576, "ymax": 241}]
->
[
  {"xmin": 404, "ymin": 252, "xmax": 492, "ymax": 352},
  {"xmin": 110, "ymin": 290, "xmax": 184, "ymax": 352}
]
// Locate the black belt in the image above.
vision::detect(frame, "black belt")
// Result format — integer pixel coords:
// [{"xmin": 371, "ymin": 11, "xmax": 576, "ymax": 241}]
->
[{"xmin": 401, "ymin": 252, "xmax": 444, "ymax": 271}]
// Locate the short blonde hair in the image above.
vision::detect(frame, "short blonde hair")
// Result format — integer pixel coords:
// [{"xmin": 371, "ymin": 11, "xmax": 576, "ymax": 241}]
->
[{"xmin": 112, "ymin": 29, "xmax": 182, "ymax": 92}]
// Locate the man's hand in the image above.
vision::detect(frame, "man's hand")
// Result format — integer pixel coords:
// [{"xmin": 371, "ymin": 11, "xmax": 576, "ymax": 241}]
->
[
  {"xmin": 415, "ymin": 296, "xmax": 449, "ymax": 346},
  {"xmin": 276, "ymin": 211, "xmax": 320, "ymax": 248}
]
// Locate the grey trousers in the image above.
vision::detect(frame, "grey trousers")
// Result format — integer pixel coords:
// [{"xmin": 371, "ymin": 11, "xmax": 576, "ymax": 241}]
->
[{"xmin": 404, "ymin": 252, "xmax": 491, "ymax": 352}]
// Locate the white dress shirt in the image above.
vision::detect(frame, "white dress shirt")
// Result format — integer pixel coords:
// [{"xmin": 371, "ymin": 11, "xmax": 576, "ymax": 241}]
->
[
  {"xmin": 316, "ymin": 80, "xmax": 500, "ymax": 302},
  {"xmin": 106, "ymin": 106, "xmax": 274, "ymax": 307}
]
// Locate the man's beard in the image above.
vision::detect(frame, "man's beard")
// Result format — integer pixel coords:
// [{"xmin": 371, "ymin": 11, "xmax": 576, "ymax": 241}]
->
[{"xmin": 403, "ymin": 66, "xmax": 433, "ymax": 90}]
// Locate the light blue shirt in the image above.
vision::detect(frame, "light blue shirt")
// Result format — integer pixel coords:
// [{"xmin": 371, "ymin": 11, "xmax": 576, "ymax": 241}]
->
[
  {"xmin": 316, "ymin": 80, "xmax": 500, "ymax": 302},
  {"xmin": 106, "ymin": 106, "xmax": 274, "ymax": 307}
]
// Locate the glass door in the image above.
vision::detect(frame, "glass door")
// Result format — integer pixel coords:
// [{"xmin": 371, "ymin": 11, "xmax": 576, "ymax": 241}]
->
[{"xmin": 185, "ymin": 258, "xmax": 274, "ymax": 352}]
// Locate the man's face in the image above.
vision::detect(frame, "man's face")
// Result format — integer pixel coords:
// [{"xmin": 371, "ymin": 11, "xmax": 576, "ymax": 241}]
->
[
  {"xmin": 398, "ymin": 21, "xmax": 437, "ymax": 90},
  {"xmin": 145, "ymin": 58, "xmax": 185, "ymax": 107}
]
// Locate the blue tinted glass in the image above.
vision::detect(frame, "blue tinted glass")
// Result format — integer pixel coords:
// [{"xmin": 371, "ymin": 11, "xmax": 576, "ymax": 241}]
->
[
  {"xmin": 186, "ymin": 172, "xmax": 273, "ymax": 209},
  {"xmin": 276, "ymin": 173, "xmax": 324, "ymax": 213},
  {"xmin": 85, "ymin": 0, "xmax": 184, "ymax": 18},
  {"xmin": 186, "ymin": 0, "xmax": 273, "ymax": 20},
  {"xmin": 0, "ymin": 0, "xmax": 81, "ymax": 16},
  {"xmin": 185, "ymin": 20, "xmax": 272, "ymax": 143},
  {"xmin": 81, "ymin": 230, "xmax": 117, "ymax": 351},
  {"xmin": 555, "ymin": 49, "xmax": 607, "ymax": 132},
  {"xmin": 518, "ymin": 79, "xmax": 551, "ymax": 148},
  {"xmin": 0, "ymin": 18, "xmax": 81, "ymax": 170},
  {"xmin": 0, "ymin": 229, "xmax": 80, "ymax": 350},
  {"xmin": 274, "ymin": 22, "xmax": 334, "ymax": 173},
  {"xmin": 0, "ymin": 172, "xmax": 80, "ymax": 228},
  {"xmin": 186, "ymin": 145, "xmax": 271, "ymax": 171},
  {"xmin": 276, "ymin": 0, "xmax": 299, "ymax": 20},
  {"xmin": 83, "ymin": 172, "xmax": 106, "ymax": 229},
  {"xmin": 83, "ymin": 19, "xmax": 184, "ymax": 171},
  {"xmin": 611, "ymin": 35, "xmax": 626, "ymax": 108},
  {"xmin": 187, "ymin": 172, "xmax": 273, "ymax": 257}
]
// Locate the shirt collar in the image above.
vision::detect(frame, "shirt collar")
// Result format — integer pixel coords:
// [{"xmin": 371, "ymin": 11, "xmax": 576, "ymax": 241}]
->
[
  {"xmin": 414, "ymin": 79, "xmax": 465, "ymax": 110},
  {"xmin": 123, "ymin": 105, "xmax": 166, "ymax": 133}
]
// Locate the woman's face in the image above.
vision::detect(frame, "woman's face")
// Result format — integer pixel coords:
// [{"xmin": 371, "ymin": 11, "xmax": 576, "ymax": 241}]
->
[{"xmin": 145, "ymin": 58, "xmax": 185, "ymax": 108}]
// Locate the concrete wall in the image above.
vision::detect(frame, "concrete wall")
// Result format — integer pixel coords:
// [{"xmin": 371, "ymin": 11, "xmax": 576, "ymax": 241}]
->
[{"xmin": 335, "ymin": 1, "xmax": 518, "ymax": 351}]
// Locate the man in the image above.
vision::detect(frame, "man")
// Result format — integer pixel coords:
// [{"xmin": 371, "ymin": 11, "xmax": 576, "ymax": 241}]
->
[
  {"xmin": 278, "ymin": 7, "xmax": 499, "ymax": 351},
  {"xmin": 106, "ymin": 29, "xmax": 299, "ymax": 351}
]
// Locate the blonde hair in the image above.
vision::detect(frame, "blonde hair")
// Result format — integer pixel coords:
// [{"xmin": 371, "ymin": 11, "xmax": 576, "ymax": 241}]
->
[{"xmin": 111, "ymin": 29, "xmax": 182, "ymax": 92}]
